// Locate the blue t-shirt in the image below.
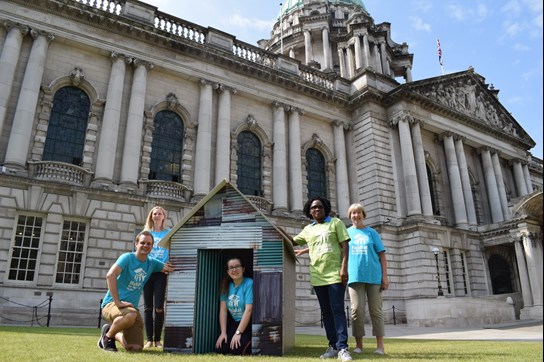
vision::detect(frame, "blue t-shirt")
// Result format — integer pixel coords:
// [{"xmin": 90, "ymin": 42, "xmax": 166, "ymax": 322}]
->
[
  {"xmin": 220, "ymin": 277, "xmax": 253, "ymax": 322},
  {"xmin": 101, "ymin": 252, "xmax": 165, "ymax": 308},
  {"xmin": 149, "ymin": 229, "xmax": 170, "ymax": 263},
  {"xmin": 347, "ymin": 226, "xmax": 386, "ymax": 285}
]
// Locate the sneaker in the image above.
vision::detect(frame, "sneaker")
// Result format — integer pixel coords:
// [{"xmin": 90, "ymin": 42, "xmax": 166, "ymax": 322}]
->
[
  {"xmin": 353, "ymin": 347, "xmax": 363, "ymax": 354},
  {"xmin": 144, "ymin": 341, "xmax": 153, "ymax": 348},
  {"xmin": 104, "ymin": 337, "xmax": 118, "ymax": 352},
  {"xmin": 320, "ymin": 346, "xmax": 338, "ymax": 359},
  {"xmin": 374, "ymin": 348, "xmax": 385, "ymax": 355},
  {"xmin": 97, "ymin": 323, "xmax": 110, "ymax": 349},
  {"xmin": 154, "ymin": 341, "xmax": 163, "ymax": 348},
  {"xmin": 338, "ymin": 348, "xmax": 353, "ymax": 362}
]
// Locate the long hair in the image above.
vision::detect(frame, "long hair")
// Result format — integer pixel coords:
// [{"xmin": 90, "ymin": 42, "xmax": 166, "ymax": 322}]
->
[
  {"xmin": 143, "ymin": 206, "xmax": 167, "ymax": 231},
  {"xmin": 219, "ymin": 257, "xmax": 243, "ymax": 297},
  {"xmin": 302, "ymin": 196, "xmax": 332, "ymax": 219}
]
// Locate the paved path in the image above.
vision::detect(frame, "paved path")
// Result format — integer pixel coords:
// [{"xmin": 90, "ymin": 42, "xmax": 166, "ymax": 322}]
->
[{"xmin": 295, "ymin": 320, "xmax": 543, "ymax": 341}]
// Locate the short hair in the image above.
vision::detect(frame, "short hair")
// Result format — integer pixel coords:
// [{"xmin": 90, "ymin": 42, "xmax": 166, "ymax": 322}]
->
[
  {"xmin": 303, "ymin": 197, "xmax": 332, "ymax": 219},
  {"xmin": 347, "ymin": 203, "xmax": 367, "ymax": 219},
  {"xmin": 135, "ymin": 230, "xmax": 153, "ymax": 242}
]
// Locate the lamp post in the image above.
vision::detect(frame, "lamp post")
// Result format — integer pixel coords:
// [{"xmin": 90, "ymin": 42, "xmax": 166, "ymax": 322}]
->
[{"xmin": 431, "ymin": 247, "xmax": 444, "ymax": 296}]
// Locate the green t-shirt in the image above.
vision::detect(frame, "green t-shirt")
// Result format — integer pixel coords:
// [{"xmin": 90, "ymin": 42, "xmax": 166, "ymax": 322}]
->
[{"xmin": 293, "ymin": 217, "xmax": 350, "ymax": 286}]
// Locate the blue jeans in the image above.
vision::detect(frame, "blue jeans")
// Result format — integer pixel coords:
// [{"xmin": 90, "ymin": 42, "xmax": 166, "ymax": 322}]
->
[{"xmin": 314, "ymin": 283, "xmax": 348, "ymax": 350}]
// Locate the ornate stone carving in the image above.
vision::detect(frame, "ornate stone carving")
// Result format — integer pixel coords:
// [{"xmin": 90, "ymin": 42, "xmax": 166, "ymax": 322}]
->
[
  {"xmin": 70, "ymin": 67, "xmax": 85, "ymax": 86},
  {"xmin": 166, "ymin": 93, "xmax": 179, "ymax": 110}
]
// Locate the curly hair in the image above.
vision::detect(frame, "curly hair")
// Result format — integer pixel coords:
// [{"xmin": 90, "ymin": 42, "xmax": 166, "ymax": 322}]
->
[{"xmin": 302, "ymin": 197, "xmax": 331, "ymax": 219}]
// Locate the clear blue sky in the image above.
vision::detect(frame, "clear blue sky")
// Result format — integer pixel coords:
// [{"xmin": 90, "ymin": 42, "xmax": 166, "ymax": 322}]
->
[{"xmin": 141, "ymin": 0, "xmax": 543, "ymax": 159}]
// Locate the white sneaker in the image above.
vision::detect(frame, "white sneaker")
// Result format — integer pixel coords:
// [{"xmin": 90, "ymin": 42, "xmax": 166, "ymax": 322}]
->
[
  {"xmin": 338, "ymin": 348, "xmax": 353, "ymax": 361},
  {"xmin": 374, "ymin": 348, "xmax": 385, "ymax": 355},
  {"xmin": 320, "ymin": 346, "xmax": 338, "ymax": 359},
  {"xmin": 353, "ymin": 347, "xmax": 363, "ymax": 354}
]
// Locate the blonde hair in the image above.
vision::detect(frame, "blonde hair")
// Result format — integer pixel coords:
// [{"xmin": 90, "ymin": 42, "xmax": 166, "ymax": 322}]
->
[
  {"xmin": 347, "ymin": 203, "xmax": 367, "ymax": 219},
  {"xmin": 144, "ymin": 206, "xmax": 168, "ymax": 231}
]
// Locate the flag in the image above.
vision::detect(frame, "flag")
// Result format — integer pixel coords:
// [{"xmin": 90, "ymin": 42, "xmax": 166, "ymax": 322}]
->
[{"xmin": 436, "ymin": 38, "xmax": 443, "ymax": 66}]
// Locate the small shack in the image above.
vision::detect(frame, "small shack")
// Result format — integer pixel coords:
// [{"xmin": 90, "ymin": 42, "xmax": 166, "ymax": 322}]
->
[{"xmin": 159, "ymin": 180, "xmax": 297, "ymax": 355}]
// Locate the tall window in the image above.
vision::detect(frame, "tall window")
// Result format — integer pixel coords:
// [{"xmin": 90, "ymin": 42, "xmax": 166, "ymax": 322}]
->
[
  {"xmin": 236, "ymin": 131, "xmax": 262, "ymax": 196},
  {"xmin": 306, "ymin": 148, "xmax": 327, "ymax": 199},
  {"xmin": 149, "ymin": 110, "xmax": 184, "ymax": 182},
  {"xmin": 427, "ymin": 165, "xmax": 440, "ymax": 215},
  {"xmin": 55, "ymin": 221, "xmax": 86, "ymax": 284},
  {"xmin": 443, "ymin": 250, "xmax": 452, "ymax": 294},
  {"xmin": 460, "ymin": 251, "xmax": 469, "ymax": 295},
  {"xmin": 9, "ymin": 215, "xmax": 43, "ymax": 281},
  {"xmin": 43, "ymin": 86, "xmax": 90, "ymax": 165}
]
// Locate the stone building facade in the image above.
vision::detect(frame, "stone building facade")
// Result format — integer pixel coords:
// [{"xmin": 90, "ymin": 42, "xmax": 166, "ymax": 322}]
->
[{"xmin": 0, "ymin": 0, "xmax": 542, "ymax": 328}]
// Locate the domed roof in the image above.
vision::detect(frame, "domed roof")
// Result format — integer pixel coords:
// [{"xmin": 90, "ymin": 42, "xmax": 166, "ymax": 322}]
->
[{"xmin": 279, "ymin": 0, "xmax": 366, "ymax": 17}]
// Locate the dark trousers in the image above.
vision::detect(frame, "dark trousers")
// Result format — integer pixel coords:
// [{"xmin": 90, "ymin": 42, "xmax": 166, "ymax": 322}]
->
[
  {"xmin": 143, "ymin": 272, "xmax": 167, "ymax": 342},
  {"xmin": 215, "ymin": 312, "xmax": 252, "ymax": 355},
  {"xmin": 314, "ymin": 283, "xmax": 349, "ymax": 351}
]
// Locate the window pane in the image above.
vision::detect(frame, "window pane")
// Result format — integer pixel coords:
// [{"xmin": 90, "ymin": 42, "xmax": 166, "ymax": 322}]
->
[
  {"xmin": 236, "ymin": 131, "xmax": 262, "ymax": 196},
  {"xmin": 43, "ymin": 86, "xmax": 90, "ymax": 165},
  {"xmin": 55, "ymin": 220, "xmax": 86, "ymax": 284},
  {"xmin": 149, "ymin": 110, "xmax": 184, "ymax": 182},
  {"xmin": 9, "ymin": 215, "xmax": 43, "ymax": 281},
  {"xmin": 306, "ymin": 148, "xmax": 327, "ymax": 199}
]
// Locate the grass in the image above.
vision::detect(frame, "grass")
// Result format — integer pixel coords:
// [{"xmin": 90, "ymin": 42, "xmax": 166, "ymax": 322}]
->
[{"xmin": 0, "ymin": 326, "xmax": 541, "ymax": 361}]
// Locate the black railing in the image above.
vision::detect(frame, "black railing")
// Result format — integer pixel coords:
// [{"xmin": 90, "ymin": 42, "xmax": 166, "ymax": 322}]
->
[{"xmin": 0, "ymin": 295, "xmax": 53, "ymax": 326}]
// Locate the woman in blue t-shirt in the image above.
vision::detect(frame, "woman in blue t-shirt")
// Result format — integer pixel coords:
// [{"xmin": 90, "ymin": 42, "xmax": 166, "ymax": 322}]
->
[
  {"xmin": 346, "ymin": 203, "xmax": 389, "ymax": 355},
  {"xmin": 142, "ymin": 206, "xmax": 171, "ymax": 348},
  {"xmin": 215, "ymin": 257, "xmax": 253, "ymax": 355}
]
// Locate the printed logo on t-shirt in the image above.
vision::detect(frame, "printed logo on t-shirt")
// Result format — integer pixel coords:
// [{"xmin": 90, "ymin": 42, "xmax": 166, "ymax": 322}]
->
[
  {"xmin": 351, "ymin": 233, "xmax": 369, "ymax": 254},
  {"xmin": 127, "ymin": 267, "xmax": 147, "ymax": 291}
]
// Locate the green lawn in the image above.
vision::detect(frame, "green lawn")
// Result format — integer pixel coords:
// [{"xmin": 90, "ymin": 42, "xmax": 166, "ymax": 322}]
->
[{"xmin": 0, "ymin": 326, "xmax": 541, "ymax": 361}]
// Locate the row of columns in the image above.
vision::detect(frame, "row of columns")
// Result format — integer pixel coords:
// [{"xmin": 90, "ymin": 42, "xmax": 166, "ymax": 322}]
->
[
  {"xmin": 512, "ymin": 226, "xmax": 543, "ymax": 314},
  {"xmin": 391, "ymin": 112, "xmax": 534, "ymax": 227},
  {"xmin": 303, "ymin": 28, "xmax": 333, "ymax": 70},
  {"xmin": 338, "ymin": 33, "xmax": 392, "ymax": 79}
]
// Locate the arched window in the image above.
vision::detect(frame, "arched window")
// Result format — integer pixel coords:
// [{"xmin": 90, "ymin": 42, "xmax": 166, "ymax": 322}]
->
[
  {"xmin": 43, "ymin": 86, "xmax": 90, "ymax": 165},
  {"xmin": 306, "ymin": 148, "xmax": 327, "ymax": 199},
  {"xmin": 236, "ymin": 131, "xmax": 262, "ymax": 196},
  {"xmin": 427, "ymin": 165, "xmax": 440, "ymax": 215},
  {"xmin": 149, "ymin": 110, "xmax": 184, "ymax": 182}
]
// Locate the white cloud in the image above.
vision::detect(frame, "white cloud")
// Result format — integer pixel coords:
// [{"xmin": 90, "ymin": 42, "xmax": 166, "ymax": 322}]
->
[
  {"xmin": 228, "ymin": 14, "xmax": 274, "ymax": 32},
  {"xmin": 447, "ymin": 3, "xmax": 487, "ymax": 22},
  {"xmin": 409, "ymin": 16, "xmax": 432, "ymax": 32},
  {"xmin": 503, "ymin": 20, "xmax": 524, "ymax": 37},
  {"xmin": 513, "ymin": 43, "xmax": 531, "ymax": 51},
  {"xmin": 501, "ymin": 0, "xmax": 522, "ymax": 15},
  {"xmin": 412, "ymin": 0, "xmax": 433, "ymax": 13}
]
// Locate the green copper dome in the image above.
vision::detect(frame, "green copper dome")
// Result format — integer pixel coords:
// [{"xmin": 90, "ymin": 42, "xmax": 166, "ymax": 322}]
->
[{"xmin": 279, "ymin": 0, "xmax": 367, "ymax": 17}]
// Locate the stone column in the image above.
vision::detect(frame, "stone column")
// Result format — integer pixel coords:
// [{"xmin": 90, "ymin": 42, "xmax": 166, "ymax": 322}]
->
[
  {"xmin": 354, "ymin": 35, "xmax": 362, "ymax": 70},
  {"xmin": 406, "ymin": 65, "xmax": 413, "ymax": 82},
  {"xmin": 288, "ymin": 107, "xmax": 303, "ymax": 213},
  {"xmin": 214, "ymin": 85, "xmax": 236, "ymax": 185},
  {"xmin": 333, "ymin": 120, "xmax": 350, "ymax": 216},
  {"xmin": 272, "ymin": 102, "xmax": 288, "ymax": 213},
  {"xmin": 337, "ymin": 47, "xmax": 346, "ymax": 78},
  {"xmin": 480, "ymin": 147, "xmax": 503, "ymax": 223},
  {"xmin": 4, "ymin": 30, "xmax": 54, "ymax": 168},
  {"xmin": 380, "ymin": 41, "xmax": 390, "ymax": 76},
  {"xmin": 372, "ymin": 42, "xmax": 382, "ymax": 73},
  {"xmin": 362, "ymin": 33, "xmax": 370, "ymax": 69},
  {"xmin": 491, "ymin": 151, "xmax": 509, "ymax": 220},
  {"xmin": 443, "ymin": 133, "xmax": 468, "ymax": 226},
  {"xmin": 391, "ymin": 114, "xmax": 421, "ymax": 218},
  {"xmin": 346, "ymin": 46, "xmax": 355, "ymax": 79},
  {"xmin": 193, "ymin": 79, "xmax": 214, "ymax": 196},
  {"xmin": 410, "ymin": 119, "xmax": 433, "ymax": 218},
  {"xmin": 120, "ymin": 59, "xmax": 153, "ymax": 188},
  {"xmin": 512, "ymin": 160, "xmax": 528, "ymax": 196},
  {"xmin": 455, "ymin": 136, "xmax": 477, "ymax": 225},
  {"xmin": 94, "ymin": 52, "xmax": 130, "ymax": 182},
  {"xmin": 0, "ymin": 21, "xmax": 28, "ymax": 137},
  {"xmin": 304, "ymin": 30, "xmax": 313, "ymax": 65},
  {"xmin": 321, "ymin": 27, "xmax": 331, "ymax": 70},
  {"xmin": 512, "ymin": 233, "xmax": 533, "ymax": 308},
  {"xmin": 521, "ymin": 231, "xmax": 543, "ymax": 307},
  {"xmin": 522, "ymin": 162, "xmax": 534, "ymax": 193}
]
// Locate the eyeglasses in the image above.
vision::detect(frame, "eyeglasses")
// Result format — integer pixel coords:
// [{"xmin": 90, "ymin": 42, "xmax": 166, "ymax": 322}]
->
[
  {"xmin": 227, "ymin": 265, "xmax": 242, "ymax": 271},
  {"xmin": 310, "ymin": 205, "xmax": 324, "ymax": 210}
]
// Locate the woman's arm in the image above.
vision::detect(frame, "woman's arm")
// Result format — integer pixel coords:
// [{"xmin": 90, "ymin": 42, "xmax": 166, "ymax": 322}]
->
[
  {"xmin": 379, "ymin": 252, "xmax": 389, "ymax": 290},
  {"xmin": 215, "ymin": 301, "xmax": 228, "ymax": 348},
  {"xmin": 230, "ymin": 304, "xmax": 253, "ymax": 349},
  {"xmin": 340, "ymin": 241, "xmax": 349, "ymax": 285}
]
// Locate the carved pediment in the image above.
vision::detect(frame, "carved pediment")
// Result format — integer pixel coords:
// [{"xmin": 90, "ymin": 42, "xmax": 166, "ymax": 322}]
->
[{"xmin": 407, "ymin": 70, "xmax": 533, "ymax": 145}]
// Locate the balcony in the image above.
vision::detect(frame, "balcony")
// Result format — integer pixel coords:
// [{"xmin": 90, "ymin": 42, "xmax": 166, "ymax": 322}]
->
[{"xmin": 28, "ymin": 161, "xmax": 93, "ymax": 186}]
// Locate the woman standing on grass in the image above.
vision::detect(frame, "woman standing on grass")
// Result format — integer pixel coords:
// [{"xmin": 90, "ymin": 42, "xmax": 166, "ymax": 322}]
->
[
  {"xmin": 346, "ymin": 203, "xmax": 389, "ymax": 355},
  {"xmin": 142, "ymin": 206, "xmax": 171, "ymax": 348}
]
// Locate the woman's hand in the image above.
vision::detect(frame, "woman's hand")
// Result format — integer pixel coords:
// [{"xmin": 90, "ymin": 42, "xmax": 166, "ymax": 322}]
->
[
  {"xmin": 230, "ymin": 333, "xmax": 242, "ymax": 349},
  {"xmin": 295, "ymin": 248, "xmax": 309, "ymax": 256},
  {"xmin": 215, "ymin": 332, "xmax": 227, "ymax": 349}
]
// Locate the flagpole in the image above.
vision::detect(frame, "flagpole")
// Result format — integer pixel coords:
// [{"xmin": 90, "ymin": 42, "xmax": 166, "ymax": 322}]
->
[{"xmin": 436, "ymin": 37, "xmax": 444, "ymax": 75}]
